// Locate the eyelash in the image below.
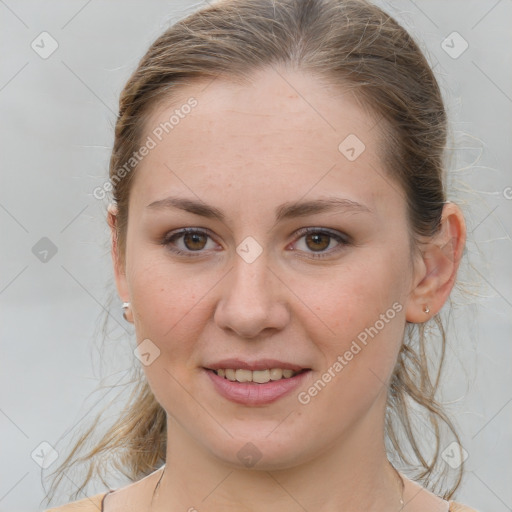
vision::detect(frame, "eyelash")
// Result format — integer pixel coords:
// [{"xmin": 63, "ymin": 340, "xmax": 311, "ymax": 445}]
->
[{"xmin": 161, "ymin": 227, "xmax": 351, "ymax": 260}]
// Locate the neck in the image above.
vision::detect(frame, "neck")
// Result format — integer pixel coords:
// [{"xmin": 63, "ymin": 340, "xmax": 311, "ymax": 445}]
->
[{"xmin": 150, "ymin": 397, "xmax": 403, "ymax": 511}]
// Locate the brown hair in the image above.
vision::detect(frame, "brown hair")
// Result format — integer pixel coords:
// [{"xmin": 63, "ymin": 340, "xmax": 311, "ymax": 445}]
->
[{"xmin": 45, "ymin": 0, "xmax": 465, "ymax": 503}]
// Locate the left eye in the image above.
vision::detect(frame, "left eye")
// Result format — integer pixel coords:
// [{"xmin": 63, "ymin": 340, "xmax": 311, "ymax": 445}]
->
[{"xmin": 291, "ymin": 227, "xmax": 350, "ymax": 259}]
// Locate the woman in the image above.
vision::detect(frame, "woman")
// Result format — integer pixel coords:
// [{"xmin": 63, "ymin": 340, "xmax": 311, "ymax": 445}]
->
[{"xmin": 44, "ymin": 0, "xmax": 478, "ymax": 510}]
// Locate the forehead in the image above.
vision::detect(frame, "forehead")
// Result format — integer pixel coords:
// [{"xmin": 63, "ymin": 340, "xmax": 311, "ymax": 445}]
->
[
  {"xmin": 130, "ymin": 66, "xmax": 402, "ymax": 216},
  {"xmin": 144, "ymin": 67, "xmax": 377, "ymax": 146}
]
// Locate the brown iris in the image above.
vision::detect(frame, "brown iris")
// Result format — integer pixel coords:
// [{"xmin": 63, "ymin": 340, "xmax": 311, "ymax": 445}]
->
[
  {"xmin": 183, "ymin": 232, "xmax": 208, "ymax": 251},
  {"xmin": 305, "ymin": 232, "xmax": 330, "ymax": 252}
]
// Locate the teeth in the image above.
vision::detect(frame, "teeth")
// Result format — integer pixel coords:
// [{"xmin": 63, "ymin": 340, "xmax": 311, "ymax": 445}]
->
[
  {"xmin": 269, "ymin": 368, "xmax": 283, "ymax": 380},
  {"xmin": 213, "ymin": 368, "xmax": 301, "ymax": 383},
  {"xmin": 253, "ymin": 369, "xmax": 270, "ymax": 383},
  {"xmin": 235, "ymin": 369, "xmax": 252, "ymax": 382}
]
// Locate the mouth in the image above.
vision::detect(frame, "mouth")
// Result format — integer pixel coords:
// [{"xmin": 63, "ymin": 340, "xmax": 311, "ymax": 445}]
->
[
  {"xmin": 208, "ymin": 367, "xmax": 309, "ymax": 383},
  {"xmin": 203, "ymin": 360, "xmax": 312, "ymax": 405}
]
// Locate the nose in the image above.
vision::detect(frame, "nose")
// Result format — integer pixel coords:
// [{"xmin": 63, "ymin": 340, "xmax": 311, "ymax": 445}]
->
[{"xmin": 213, "ymin": 252, "xmax": 290, "ymax": 339}]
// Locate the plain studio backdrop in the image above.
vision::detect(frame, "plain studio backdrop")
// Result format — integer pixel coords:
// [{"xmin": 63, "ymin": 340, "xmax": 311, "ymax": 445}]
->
[{"xmin": 1, "ymin": 1, "xmax": 511, "ymax": 510}]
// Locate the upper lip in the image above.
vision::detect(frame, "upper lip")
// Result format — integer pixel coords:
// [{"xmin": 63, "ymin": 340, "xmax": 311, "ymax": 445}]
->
[{"xmin": 204, "ymin": 358, "xmax": 309, "ymax": 372}]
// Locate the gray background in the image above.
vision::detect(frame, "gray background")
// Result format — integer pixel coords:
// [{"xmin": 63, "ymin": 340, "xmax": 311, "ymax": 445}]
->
[{"xmin": 1, "ymin": 1, "xmax": 511, "ymax": 510}]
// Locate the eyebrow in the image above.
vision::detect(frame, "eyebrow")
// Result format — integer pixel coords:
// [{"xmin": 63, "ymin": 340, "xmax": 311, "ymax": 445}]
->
[{"xmin": 146, "ymin": 195, "xmax": 373, "ymax": 224}]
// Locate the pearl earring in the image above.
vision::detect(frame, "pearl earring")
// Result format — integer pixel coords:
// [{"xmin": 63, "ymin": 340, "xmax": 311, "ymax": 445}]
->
[
  {"xmin": 423, "ymin": 305, "xmax": 430, "ymax": 314},
  {"xmin": 122, "ymin": 302, "xmax": 130, "ymax": 321}
]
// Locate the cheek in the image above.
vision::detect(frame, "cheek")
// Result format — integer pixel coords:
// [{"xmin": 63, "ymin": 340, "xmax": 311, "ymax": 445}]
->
[
  {"xmin": 299, "ymin": 251, "xmax": 408, "ymax": 394},
  {"xmin": 127, "ymin": 259, "xmax": 215, "ymax": 408},
  {"xmin": 303, "ymin": 250, "xmax": 408, "ymax": 339},
  {"xmin": 126, "ymin": 254, "xmax": 213, "ymax": 356}
]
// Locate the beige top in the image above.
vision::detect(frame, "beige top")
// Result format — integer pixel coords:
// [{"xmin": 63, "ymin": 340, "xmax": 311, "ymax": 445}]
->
[{"xmin": 44, "ymin": 491, "xmax": 479, "ymax": 511}]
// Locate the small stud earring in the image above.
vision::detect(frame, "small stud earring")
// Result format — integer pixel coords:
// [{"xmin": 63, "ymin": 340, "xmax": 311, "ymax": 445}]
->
[
  {"xmin": 423, "ymin": 305, "xmax": 430, "ymax": 314},
  {"xmin": 122, "ymin": 302, "xmax": 130, "ymax": 321}
]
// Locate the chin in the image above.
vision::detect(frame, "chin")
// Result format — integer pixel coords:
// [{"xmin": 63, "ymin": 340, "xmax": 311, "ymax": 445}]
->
[{"xmin": 204, "ymin": 430, "xmax": 318, "ymax": 472}]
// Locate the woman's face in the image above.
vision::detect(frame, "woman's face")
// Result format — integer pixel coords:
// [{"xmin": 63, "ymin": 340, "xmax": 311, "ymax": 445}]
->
[{"xmin": 114, "ymin": 67, "xmax": 422, "ymax": 469}]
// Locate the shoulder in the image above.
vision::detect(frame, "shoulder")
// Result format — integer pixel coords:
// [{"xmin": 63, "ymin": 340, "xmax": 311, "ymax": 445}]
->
[
  {"xmin": 43, "ymin": 468, "xmax": 163, "ymax": 512},
  {"xmin": 449, "ymin": 501, "xmax": 480, "ymax": 512},
  {"xmin": 43, "ymin": 492, "xmax": 108, "ymax": 512}
]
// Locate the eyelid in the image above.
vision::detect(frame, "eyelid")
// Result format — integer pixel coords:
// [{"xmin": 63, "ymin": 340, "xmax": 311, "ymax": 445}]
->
[
  {"xmin": 162, "ymin": 226, "xmax": 216, "ymax": 242},
  {"xmin": 292, "ymin": 226, "xmax": 351, "ymax": 244}
]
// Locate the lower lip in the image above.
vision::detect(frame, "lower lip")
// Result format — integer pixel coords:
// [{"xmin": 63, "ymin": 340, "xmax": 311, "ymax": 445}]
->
[{"xmin": 204, "ymin": 369, "xmax": 311, "ymax": 406}]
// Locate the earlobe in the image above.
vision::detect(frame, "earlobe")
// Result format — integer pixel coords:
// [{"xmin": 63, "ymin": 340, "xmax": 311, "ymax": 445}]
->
[{"xmin": 405, "ymin": 202, "xmax": 466, "ymax": 323}]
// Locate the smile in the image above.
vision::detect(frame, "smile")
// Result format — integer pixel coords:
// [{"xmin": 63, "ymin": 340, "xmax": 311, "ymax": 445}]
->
[
  {"xmin": 212, "ymin": 368, "xmax": 305, "ymax": 383},
  {"xmin": 204, "ymin": 364, "xmax": 311, "ymax": 405}
]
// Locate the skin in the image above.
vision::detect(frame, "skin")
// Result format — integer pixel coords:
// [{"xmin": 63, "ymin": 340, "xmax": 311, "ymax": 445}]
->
[{"xmin": 107, "ymin": 66, "xmax": 466, "ymax": 511}]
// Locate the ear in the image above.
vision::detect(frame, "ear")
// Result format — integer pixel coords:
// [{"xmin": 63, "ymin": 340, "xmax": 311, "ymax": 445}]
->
[
  {"xmin": 405, "ymin": 202, "xmax": 466, "ymax": 323},
  {"xmin": 107, "ymin": 204, "xmax": 132, "ymax": 321}
]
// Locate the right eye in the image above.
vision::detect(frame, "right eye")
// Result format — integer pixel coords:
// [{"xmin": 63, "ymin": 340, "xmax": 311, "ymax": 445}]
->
[{"xmin": 161, "ymin": 228, "xmax": 218, "ymax": 257}]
